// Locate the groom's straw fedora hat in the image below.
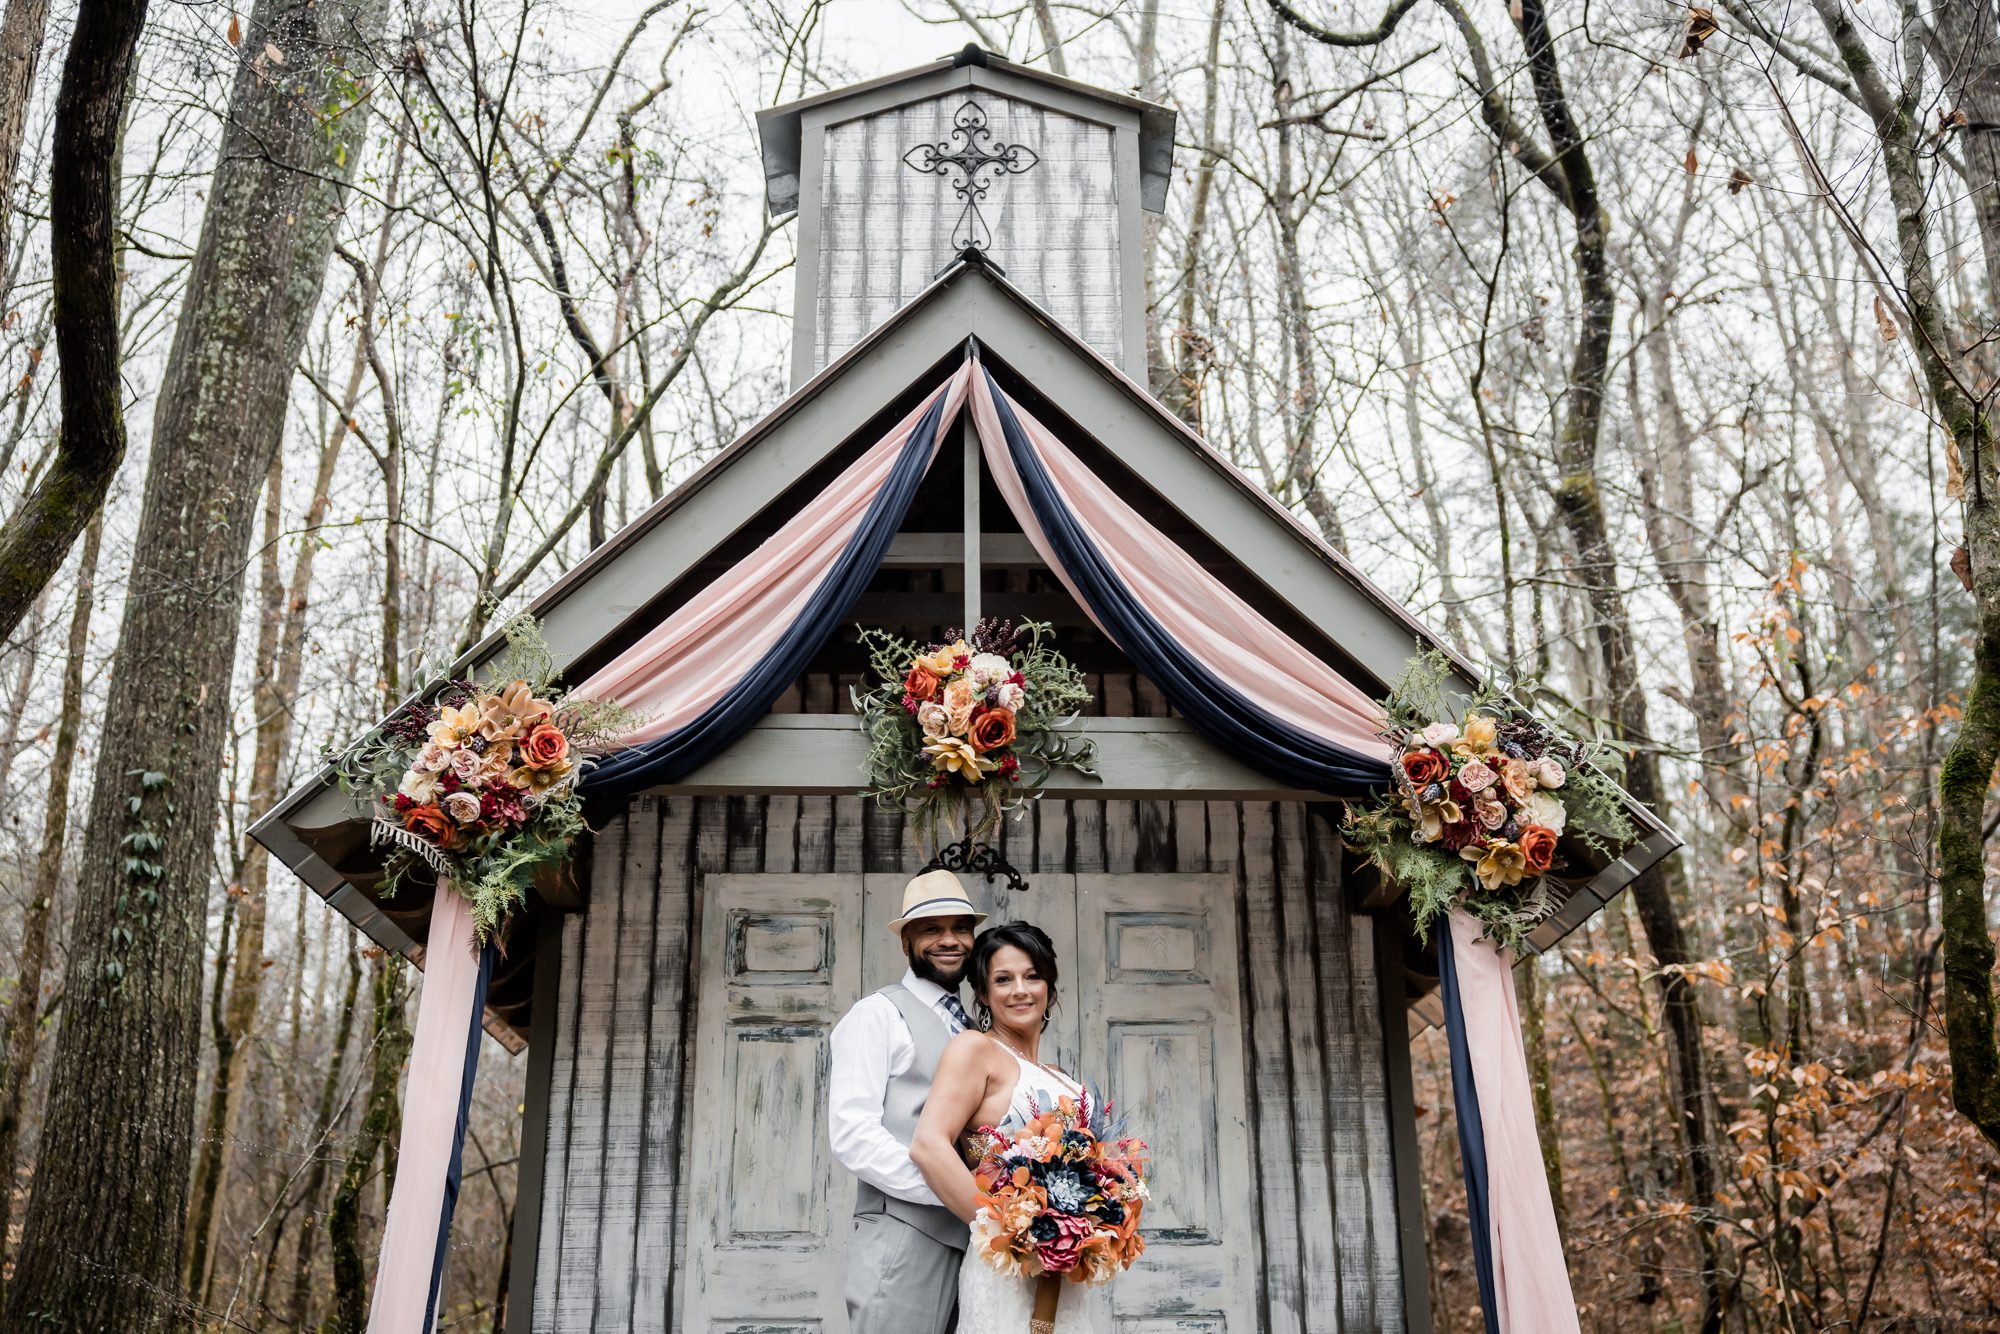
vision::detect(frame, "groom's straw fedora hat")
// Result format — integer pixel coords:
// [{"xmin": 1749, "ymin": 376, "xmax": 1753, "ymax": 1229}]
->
[{"xmin": 886, "ymin": 868, "xmax": 987, "ymax": 936}]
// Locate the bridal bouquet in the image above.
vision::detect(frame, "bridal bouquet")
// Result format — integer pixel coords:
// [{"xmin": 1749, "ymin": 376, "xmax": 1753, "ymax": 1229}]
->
[
  {"xmin": 1345, "ymin": 653, "xmax": 1637, "ymax": 952},
  {"xmin": 969, "ymin": 1089, "xmax": 1149, "ymax": 1289},
  {"xmin": 855, "ymin": 617, "xmax": 1095, "ymax": 845},
  {"xmin": 336, "ymin": 617, "xmax": 634, "ymax": 943}
]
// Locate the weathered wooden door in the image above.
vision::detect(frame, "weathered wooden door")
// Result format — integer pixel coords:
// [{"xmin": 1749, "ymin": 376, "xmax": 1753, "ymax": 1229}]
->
[
  {"xmin": 682, "ymin": 873, "xmax": 862, "ymax": 1333},
  {"xmin": 685, "ymin": 870, "xmax": 1255, "ymax": 1333},
  {"xmin": 1075, "ymin": 872, "xmax": 1256, "ymax": 1333}
]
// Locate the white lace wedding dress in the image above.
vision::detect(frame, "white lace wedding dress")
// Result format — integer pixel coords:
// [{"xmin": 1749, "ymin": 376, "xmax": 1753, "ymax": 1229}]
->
[{"xmin": 956, "ymin": 1042, "xmax": 1105, "ymax": 1334}]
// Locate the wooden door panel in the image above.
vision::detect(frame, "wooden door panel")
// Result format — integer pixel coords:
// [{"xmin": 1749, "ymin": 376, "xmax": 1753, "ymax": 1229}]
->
[
  {"xmin": 683, "ymin": 874, "xmax": 861, "ymax": 1334},
  {"xmin": 1077, "ymin": 873, "xmax": 1255, "ymax": 1334}
]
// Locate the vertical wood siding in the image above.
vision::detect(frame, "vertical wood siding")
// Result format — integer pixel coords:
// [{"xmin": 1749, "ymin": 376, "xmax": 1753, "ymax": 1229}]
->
[
  {"xmin": 529, "ymin": 793, "xmax": 1408, "ymax": 1333},
  {"xmin": 815, "ymin": 92, "xmax": 1123, "ymax": 371}
]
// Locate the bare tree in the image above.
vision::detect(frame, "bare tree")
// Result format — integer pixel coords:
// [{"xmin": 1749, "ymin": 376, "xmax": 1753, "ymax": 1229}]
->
[
  {"xmin": 5, "ymin": 0, "xmax": 388, "ymax": 1322},
  {"xmin": 0, "ymin": 0, "xmax": 146, "ymax": 643}
]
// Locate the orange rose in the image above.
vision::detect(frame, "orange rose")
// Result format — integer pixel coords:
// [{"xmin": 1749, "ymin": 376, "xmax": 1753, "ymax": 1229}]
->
[
  {"xmin": 968, "ymin": 706, "xmax": 1017, "ymax": 754},
  {"xmin": 1402, "ymin": 747, "xmax": 1446, "ymax": 788},
  {"xmin": 1518, "ymin": 823, "xmax": 1559, "ymax": 873},
  {"xmin": 403, "ymin": 802, "xmax": 462, "ymax": 850},
  {"xmin": 520, "ymin": 721, "xmax": 571, "ymax": 771},
  {"xmin": 904, "ymin": 664, "xmax": 940, "ymax": 701}
]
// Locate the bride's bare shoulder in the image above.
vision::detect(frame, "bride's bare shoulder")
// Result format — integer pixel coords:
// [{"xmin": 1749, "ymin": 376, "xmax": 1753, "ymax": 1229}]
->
[{"xmin": 946, "ymin": 1029, "xmax": 1001, "ymax": 1059}]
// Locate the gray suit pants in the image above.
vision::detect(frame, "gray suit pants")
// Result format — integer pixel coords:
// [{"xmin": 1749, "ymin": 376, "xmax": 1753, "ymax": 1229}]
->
[{"xmin": 845, "ymin": 1212, "xmax": 960, "ymax": 1334}]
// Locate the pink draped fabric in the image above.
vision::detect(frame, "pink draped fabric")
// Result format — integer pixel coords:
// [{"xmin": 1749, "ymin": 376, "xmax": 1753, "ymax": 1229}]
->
[
  {"xmin": 367, "ymin": 885, "xmax": 484, "ymax": 1333},
  {"xmin": 1448, "ymin": 909, "xmax": 1581, "ymax": 1334},
  {"xmin": 967, "ymin": 367, "xmax": 1391, "ymax": 764},
  {"xmin": 571, "ymin": 364, "xmax": 972, "ymax": 736}
]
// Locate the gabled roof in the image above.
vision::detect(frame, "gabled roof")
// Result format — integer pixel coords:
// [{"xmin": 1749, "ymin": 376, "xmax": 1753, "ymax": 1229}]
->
[{"xmin": 252, "ymin": 256, "xmax": 1678, "ymax": 1039}]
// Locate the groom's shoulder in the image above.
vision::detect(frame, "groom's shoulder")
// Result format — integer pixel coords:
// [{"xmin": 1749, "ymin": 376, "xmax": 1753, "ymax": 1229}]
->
[{"xmin": 832, "ymin": 986, "xmax": 899, "ymax": 1029}]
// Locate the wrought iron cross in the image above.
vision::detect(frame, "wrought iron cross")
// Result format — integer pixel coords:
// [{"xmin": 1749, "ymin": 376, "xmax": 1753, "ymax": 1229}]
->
[{"xmin": 903, "ymin": 100, "xmax": 1040, "ymax": 254}]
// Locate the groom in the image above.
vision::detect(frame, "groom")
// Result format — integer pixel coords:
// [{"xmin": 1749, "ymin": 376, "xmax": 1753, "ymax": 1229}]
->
[{"xmin": 828, "ymin": 869, "xmax": 986, "ymax": 1334}]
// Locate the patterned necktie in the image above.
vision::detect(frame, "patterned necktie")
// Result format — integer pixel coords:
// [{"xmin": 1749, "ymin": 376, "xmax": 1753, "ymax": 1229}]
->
[{"xmin": 939, "ymin": 993, "xmax": 971, "ymax": 1035}]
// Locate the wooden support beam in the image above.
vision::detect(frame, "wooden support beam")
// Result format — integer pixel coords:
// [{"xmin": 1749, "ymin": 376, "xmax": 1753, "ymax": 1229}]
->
[{"xmin": 661, "ymin": 714, "xmax": 1332, "ymax": 802}]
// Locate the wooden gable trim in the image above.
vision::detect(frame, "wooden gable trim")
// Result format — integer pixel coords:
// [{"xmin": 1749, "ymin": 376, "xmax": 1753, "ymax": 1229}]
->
[{"xmin": 652, "ymin": 715, "xmax": 1329, "ymax": 802}]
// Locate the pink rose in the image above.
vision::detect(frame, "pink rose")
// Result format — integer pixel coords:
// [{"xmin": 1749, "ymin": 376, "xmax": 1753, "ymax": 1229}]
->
[
  {"xmin": 1456, "ymin": 759, "xmax": 1497, "ymax": 794},
  {"xmin": 442, "ymin": 790, "xmax": 482, "ymax": 825},
  {"xmin": 1473, "ymin": 790, "xmax": 1508, "ymax": 830},
  {"xmin": 1033, "ymin": 1213, "xmax": 1095, "ymax": 1274},
  {"xmin": 1536, "ymin": 757, "xmax": 1567, "ymax": 788},
  {"xmin": 448, "ymin": 748, "xmax": 484, "ymax": 784}
]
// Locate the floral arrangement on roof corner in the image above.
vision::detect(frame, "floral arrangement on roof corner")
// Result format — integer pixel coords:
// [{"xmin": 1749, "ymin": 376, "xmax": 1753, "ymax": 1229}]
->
[
  {"xmin": 969, "ymin": 1086, "xmax": 1149, "ymax": 1287},
  {"xmin": 1344, "ymin": 652, "xmax": 1639, "ymax": 954},
  {"xmin": 334, "ymin": 617, "xmax": 637, "ymax": 944},
  {"xmin": 854, "ymin": 617, "xmax": 1096, "ymax": 846}
]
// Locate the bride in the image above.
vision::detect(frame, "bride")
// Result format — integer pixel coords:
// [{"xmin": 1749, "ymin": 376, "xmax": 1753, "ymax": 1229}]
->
[{"xmin": 909, "ymin": 921, "xmax": 1098, "ymax": 1334}]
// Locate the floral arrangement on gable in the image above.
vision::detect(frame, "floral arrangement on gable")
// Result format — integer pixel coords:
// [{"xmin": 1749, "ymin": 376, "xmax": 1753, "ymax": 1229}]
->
[
  {"xmin": 335, "ymin": 617, "xmax": 635, "ymax": 943},
  {"xmin": 854, "ymin": 617, "xmax": 1096, "ymax": 846},
  {"xmin": 1345, "ymin": 652, "xmax": 1638, "ymax": 953}
]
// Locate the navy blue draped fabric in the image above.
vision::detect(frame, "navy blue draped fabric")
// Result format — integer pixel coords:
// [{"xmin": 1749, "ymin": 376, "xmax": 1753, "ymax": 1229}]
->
[
  {"xmin": 424, "ymin": 938, "xmax": 495, "ymax": 1331},
  {"xmin": 977, "ymin": 367, "xmax": 1390, "ymax": 798},
  {"xmin": 1438, "ymin": 921, "xmax": 1500, "ymax": 1333},
  {"xmin": 579, "ymin": 386, "xmax": 954, "ymax": 799}
]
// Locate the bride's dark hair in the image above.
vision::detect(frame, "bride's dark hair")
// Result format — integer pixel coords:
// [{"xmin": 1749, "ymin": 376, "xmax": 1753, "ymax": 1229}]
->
[{"xmin": 968, "ymin": 921, "xmax": 1060, "ymax": 1032}]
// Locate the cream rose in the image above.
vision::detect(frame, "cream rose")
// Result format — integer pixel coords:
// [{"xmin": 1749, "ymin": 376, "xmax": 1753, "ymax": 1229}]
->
[
  {"xmin": 398, "ymin": 767, "xmax": 443, "ymax": 803},
  {"xmin": 1522, "ymin": 791, "xmax": 1567, "ymax": 834},
  {"xmin": 442, "ymin": 790, "xmax": 483, "ymax": 825}
]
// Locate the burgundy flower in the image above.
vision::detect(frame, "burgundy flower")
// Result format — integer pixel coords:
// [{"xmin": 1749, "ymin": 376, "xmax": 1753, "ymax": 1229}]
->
[
  {"xmin": 1440, "ymin": 820, "xmax": 1480, "ymax": 853},
  {"xmin": 1033, "ymin": 1212, "xmax": 1096, "ymax": 1274}
]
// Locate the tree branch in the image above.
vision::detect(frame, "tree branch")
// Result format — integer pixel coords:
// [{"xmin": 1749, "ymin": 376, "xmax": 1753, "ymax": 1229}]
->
[{"xmin": 1264, "ymin": 0, "xmax": 1422, "ymax": 48}]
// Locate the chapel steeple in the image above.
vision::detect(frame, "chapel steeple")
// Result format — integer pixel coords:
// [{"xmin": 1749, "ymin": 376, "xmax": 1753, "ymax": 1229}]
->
[{"xmin": 757, "ymin": 46, "xmax": 1176, "ymax": 389}]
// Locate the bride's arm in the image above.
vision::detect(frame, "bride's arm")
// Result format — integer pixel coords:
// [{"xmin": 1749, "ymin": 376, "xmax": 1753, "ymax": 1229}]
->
[{"xmin": 909, "ymin": 1033, "xmax": 993, "ymax": 1224}]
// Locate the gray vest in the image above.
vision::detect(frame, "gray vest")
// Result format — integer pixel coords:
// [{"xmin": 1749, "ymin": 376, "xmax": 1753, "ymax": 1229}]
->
[{"xmin": 852, "ymin": 983, "xmax": 966, "ymax": 1250}]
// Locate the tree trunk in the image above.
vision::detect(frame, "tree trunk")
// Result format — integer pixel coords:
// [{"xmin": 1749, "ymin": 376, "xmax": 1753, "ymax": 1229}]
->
[
  {"xmin": 321, "ymin": 954, "xmax": 410, "ymax": 1334},
  {"xmin": 0, "ymin": 0, "xmax": 54, "ymax": 309},
  {"xmin": 1799, "ymin": 0, "xmax": 2000, "ymax": 1151},
  {"xmin": 1515, "ymin": 956, "xmax": 1568, "ymax": 1239},
  {"xmin": 182, "ymin": 453, "xmax": 287, "ymax": 1300},
  {"xmin": 4, "ymin": 1, "xmax": 387, "ymax": 1325},
  {"xmin": 287, "ymin": 943, "xmax": 363, "ymax": 1332},
  {"xmin": 1502, "ymin": 2, "xmax": 1731, "ymax": 1322},
  {"xmin": 1267, "ymin": 18, "xmax": 1345, "ymax": 550},
  {"xmin": 1161, "ymin": 0, "xmax": 1225, "ymax": 430},
  {"xmin": 0, "ymin": 0, "xmax": 145, "ymax": 643},
  {"xmin": 0, "ymin": 514, "xmax": 98, "ymax": 1285}
]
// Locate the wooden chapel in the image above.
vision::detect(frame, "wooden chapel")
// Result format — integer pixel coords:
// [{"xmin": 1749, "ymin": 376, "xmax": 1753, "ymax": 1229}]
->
[{"xmin": 252, "ymin": 46, "xmax": 1679, "ymax": 1334}]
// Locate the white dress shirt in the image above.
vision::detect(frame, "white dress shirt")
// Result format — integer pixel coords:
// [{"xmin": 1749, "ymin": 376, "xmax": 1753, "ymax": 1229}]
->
[{"xmin": 827, "ymin": 968, "xmax": 964, "ymax": 1206}]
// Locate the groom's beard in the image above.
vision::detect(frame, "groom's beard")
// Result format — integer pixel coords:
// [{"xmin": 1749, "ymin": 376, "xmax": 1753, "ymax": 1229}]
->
[{"xmin": 909, "ymin": 951, "xmax": 967, "ymax": 992}]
